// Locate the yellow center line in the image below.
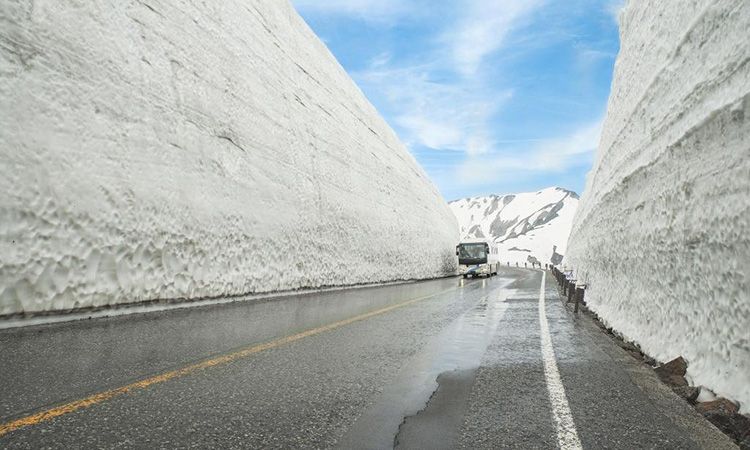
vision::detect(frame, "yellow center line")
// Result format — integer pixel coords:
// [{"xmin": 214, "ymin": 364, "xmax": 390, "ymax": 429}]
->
[{"xmin": 0, "ymin": 285, "xmax": 459, "ymax": 438}]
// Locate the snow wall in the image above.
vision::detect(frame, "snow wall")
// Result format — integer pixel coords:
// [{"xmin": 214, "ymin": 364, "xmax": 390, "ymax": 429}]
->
[
  {"xmin": 565, "ymin": 1, "xmax": 749, "ymax": 411},
  {"xmin": 0, "ymin": 1, "xmax": 458, "ymax": 316}
]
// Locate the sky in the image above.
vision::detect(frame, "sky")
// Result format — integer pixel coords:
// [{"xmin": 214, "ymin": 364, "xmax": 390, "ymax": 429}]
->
[{"xmin": 292, "ymin": 0, "xmax": 623, "ymax": 201}]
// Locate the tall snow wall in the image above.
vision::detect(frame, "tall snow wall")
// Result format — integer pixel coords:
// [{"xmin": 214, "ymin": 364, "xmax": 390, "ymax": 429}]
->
[
  {"xmin": 0, "ymin": 1, "xmax": 458, "ymax": 316},
  {"xmin": 565, "ymin": 1, "xmax": 749, "ymax": 411}
]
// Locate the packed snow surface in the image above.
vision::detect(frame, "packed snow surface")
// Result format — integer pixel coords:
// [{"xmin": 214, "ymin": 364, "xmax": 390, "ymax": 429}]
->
[
  {"xmin": 565, "ymin": 0, "xmax": 749, "ymax": 412},
  {"xmin": 450, "ymin": 187, "xmax": 578, "ymax": 265},
  {"xmin": 0, "ymin": 1, "xmax": 458, "ymax": 315}
]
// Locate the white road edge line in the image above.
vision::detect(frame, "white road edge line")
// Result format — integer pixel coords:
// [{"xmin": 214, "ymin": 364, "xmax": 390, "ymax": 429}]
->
[{"xmin": 538, "ymin": 271, "xmax": 583, "ymax": 450}]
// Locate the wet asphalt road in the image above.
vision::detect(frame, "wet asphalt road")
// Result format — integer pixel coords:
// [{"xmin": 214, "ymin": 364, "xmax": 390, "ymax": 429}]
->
[{"xmin": 0, "ymin": 268, "xmax": 736, "ymax": 449}]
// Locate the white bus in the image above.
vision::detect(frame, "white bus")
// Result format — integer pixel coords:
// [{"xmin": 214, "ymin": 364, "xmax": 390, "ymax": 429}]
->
[{"xmin": 456, "ymin": 240, "xmax": 499, "ymax": 278}]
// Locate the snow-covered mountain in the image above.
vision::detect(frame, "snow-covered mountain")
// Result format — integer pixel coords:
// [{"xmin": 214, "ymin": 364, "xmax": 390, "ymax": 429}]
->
[{"xmin": 449, "ymin": 187, "xmax": 578, "ymax": 266}]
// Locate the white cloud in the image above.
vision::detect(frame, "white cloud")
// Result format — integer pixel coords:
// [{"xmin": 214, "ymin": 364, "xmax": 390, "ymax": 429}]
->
[
  {"xmin": 456, "ymin": 118, "xmax": 603, "ymax": 186},
  {"xmin": 355, "ymin": 64, "xmax": 513, "ymax": 155},
  {"xmin": 397, "ymin": 114, "xmax": 464, "ymax": 150},
  {"xmin": 292, "ymin": 0, "xmax": 618, "ymax": 198},
  {"xmin": 368, "ymin": 52, "xmax": 392, "ymax": 69},
  {"xmin": 298, "ymin": 0, "xmax": 544, "ymax": 156},
  {"xmin": 446, "ymin": 0, "xmax": 544, "ymax": 76},
  {"xmin": 576, "ymin": 48, "xmax": 614, "ymax": 64},
  {"xmin": 530, "ymin": 119, "xmax": 603, "ymax": 169},
  {"xmin": 605, "ymin": 0, "xmax": 626, "ymax": 24}
]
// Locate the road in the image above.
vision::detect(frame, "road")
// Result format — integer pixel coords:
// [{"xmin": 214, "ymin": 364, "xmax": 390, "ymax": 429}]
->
[{"xmin": 0, "ymin": 268, "xmax": 735, "ymax": 449}]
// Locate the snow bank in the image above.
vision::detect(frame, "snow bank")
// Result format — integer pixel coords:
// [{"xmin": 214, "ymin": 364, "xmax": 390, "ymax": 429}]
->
[
  {"xmin": 0, "ymin": 1, "xmax": 458, "ymax": 315},
  {"xmin": 565, "ymin": 1, "xmax": 750, "ymax": 411},
  {"xmin": 450, "ymin": 187, "xmax": 578, "ymax": 265}
]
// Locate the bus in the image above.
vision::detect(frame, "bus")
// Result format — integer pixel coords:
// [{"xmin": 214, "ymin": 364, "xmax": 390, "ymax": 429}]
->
[{"xmin": 456, "ymin": 240, "xmax": 499, "ymax": 278}]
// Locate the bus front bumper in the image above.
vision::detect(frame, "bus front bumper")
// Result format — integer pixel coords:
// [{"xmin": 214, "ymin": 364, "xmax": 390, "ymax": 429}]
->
[{"xmin": 459, "ymin": 264, "xmax": 491, "ymax": 276}]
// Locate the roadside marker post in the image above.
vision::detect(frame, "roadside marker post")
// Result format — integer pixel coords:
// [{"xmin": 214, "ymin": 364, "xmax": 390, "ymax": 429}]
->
[
  {"xmin": 567, "ymin": 281, "xmax": 576, "ymax": 303},
  {"xmin": 574, "ymin": 285, "xmax": 586, "ymax": 313}
]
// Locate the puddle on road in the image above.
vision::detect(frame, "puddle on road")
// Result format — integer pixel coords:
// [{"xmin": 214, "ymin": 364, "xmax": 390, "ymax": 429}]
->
[
  {"xmin": 395, "ymin": 368, "xmax": 476, "ymax": 450},
  {"xmin": 336, "ymin": 277, "xmax": 515, "ymax": 450}
]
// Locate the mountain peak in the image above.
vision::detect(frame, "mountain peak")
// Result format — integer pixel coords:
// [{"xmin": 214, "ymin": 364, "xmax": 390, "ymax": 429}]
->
[
  {"xmin": 449, "ymin": 188, "xmax": 579, "ymax": 264},
  {"xmin": 449, "ymin": 186, "xmax": 578, "ymax": 204}
]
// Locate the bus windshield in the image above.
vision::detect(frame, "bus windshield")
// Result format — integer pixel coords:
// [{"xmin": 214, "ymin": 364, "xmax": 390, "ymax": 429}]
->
[{"xmin": 458, "ymin": 243, "xmax": 487, "ymax": 259}]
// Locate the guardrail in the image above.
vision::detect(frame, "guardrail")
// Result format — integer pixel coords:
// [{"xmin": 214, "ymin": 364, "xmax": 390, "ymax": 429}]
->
[
  {"xmin": 505, "ymin": 262, "xmax": 545, "ymax": 269},
  {"xmin": 550, "ymin": 266, "xmax": 586, "ymax": 313}
]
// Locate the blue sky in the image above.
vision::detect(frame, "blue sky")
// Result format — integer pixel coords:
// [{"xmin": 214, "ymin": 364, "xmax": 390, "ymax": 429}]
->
[{"xmin": 292, "ymin": 0, "xmax": 623, "ymax": 200}]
